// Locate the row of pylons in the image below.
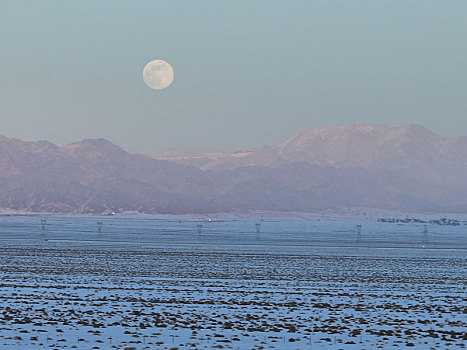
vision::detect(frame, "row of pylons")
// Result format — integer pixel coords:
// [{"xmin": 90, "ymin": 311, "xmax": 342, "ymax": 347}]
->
[
  {"xmin": 354, "ymin": 224, "xmax": 429, "ymax": 244},
  {"xmin": 40, "ymin": 218, "xmax": 103, "ymax": 233},
  {"xmin": 38, "ymin": 219, "xmax": 263, "ymax": 236},
  {"xmin": 38, "ymin": 218, "xmax": 429, "ymax": 244}
]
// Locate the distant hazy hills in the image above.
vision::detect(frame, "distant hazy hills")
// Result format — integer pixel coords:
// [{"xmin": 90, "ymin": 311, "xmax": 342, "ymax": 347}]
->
[{"xmin": 1, "ymin": 124, "xmax": 467, "ymax": 214}]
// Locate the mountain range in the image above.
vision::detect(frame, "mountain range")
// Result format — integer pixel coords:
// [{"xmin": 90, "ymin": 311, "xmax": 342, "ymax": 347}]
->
[{"xmin": 1, "ymin": 124, "xmax": 466, "ymax": 214}]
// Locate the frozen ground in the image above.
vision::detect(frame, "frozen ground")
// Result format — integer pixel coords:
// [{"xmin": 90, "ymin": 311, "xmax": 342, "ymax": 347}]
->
[{"xmin": 0, "ymin": 214, "xmax": 465, "ymax": 349}]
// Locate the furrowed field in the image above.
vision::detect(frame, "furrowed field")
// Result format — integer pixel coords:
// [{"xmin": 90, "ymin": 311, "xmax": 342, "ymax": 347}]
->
[{"xmin": 0, "ymin": 214, "xmax": 465, "ymax": 349}]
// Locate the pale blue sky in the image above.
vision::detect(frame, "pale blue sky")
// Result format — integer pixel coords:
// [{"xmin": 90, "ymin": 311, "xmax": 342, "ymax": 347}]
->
[{"xmin": 1, "ymin": 1, "xmax": 466, "ymax": 150}]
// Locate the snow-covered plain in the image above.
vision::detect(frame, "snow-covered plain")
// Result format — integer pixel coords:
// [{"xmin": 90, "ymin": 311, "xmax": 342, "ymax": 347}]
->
[{"xmin": 0, "ymin": 214, "xmax": 465, "ymax": 349}]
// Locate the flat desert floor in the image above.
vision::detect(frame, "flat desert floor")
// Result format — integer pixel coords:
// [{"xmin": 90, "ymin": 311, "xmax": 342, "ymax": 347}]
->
[{"xmin": 0, "ymin": 214, "xmax": 465, "ymax": 349}]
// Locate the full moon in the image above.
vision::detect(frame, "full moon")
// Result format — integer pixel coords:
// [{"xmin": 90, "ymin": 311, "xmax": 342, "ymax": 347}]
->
[{"xmin": 142, "ymin": 60, "xmax": 174, "ymax": 90}]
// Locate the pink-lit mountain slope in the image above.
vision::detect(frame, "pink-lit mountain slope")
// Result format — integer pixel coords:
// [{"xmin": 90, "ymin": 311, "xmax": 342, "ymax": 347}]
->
[
  {"xmin": 143, "ymin": 124, "xmax": 467, "ymax": 188},
  {"xmin": 0, "ymin": 136, "xmax": 214, "ymax": 213},
  {"xmin": 1, "ymin": 124, "xmax": 467, "ymax": 214}
]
